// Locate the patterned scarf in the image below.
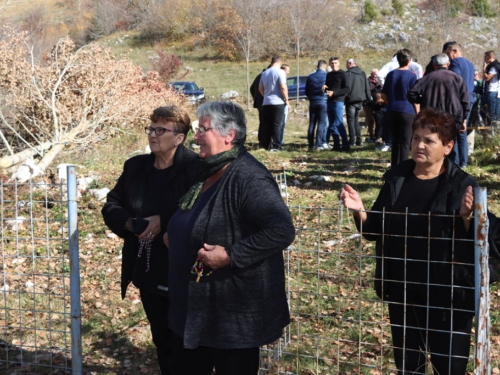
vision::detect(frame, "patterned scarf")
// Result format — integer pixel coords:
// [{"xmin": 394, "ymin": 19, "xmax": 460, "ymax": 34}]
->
[{"xmin": 179, "ymin": 145, "xmax": 243, "ymax": 211}]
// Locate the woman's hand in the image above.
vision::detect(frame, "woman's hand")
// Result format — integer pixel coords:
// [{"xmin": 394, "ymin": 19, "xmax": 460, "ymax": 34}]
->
[
  {"xmin": 460, "ymin": 186, "xmax": 474, "ymax": 231},
  {"xmin": 340, "ymin": 184, "xmax": 367, "ymax": 222},
  {"xmin": 198, "ymin": 243, "xmax": 231, "ymax": 270},
  {"xmin": 138, "ymin": 215, "xmax": 161, "ymax": 240}
]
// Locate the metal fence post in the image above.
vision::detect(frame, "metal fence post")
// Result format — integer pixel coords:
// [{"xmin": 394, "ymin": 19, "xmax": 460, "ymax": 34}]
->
[
  {"xmin": 67, "ymin": 165, "xmax": 82, "ymax": 374},
  {"xmin": 473, "ymin": 187, "xmax": 490, "ymax": 375}
]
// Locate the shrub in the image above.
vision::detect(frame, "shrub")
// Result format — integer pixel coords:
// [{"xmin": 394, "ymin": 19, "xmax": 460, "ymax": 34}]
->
[
  {"xmin": 149, "ymin": 46, "xmax": 187, "ymax": 82},
  {"xmin": 380, "ymin": 8, "xmax": 390, "ymax": 16},
  {"xmin": 392, "ymin": 0, "xmax": 404, "ymax": 16},
  {"xmin": 469, "ymin": 0, "xmax": 496, "ymax": 17},
  {"xmin": 362, "ymin": 0, "xmax": 378, "ymax": 23}
]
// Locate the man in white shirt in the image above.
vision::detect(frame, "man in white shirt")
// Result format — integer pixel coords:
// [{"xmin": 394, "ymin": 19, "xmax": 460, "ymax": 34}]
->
[
  {"xmin": 259, "ymin": 55, "xmax": 289, "ymax": 151},
  {"xmin": 377, "ymin": 48, "xmax": 423, "ymax": 85},
  {"xmin": 482, "ymin": 50, "xmax": 500, "ymax": 126}
]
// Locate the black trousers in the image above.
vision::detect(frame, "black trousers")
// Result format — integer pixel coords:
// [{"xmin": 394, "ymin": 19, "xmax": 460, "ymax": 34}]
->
[
  {"xmin": 345, "ymin": 102, "xmax": 362, "ymax": 144},
  {"xmin": 170, "ymin": 333, "xmax": 260, "ymax": 375},
  {"xmin": 261, "ymin": 104, "xmax": 285, "ymax": 149},
  {"xmin": 140, "ymin": 289, "xmax": 172, "ymax": 375},
  {"xmin": 388, "ymin": 297, "xmax": 473, "ymax": 375},
  {"xmin": 387, "ymin": 110, "xmax": 415, "ymax": 167},
  {"xmin": 257, "ymin": 107, "xmax": 265, "ymax": 146}
]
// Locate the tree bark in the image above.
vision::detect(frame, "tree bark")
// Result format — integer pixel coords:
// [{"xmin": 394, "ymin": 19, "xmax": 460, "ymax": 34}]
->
[{"xmin": 0, "ymin": 141, "xmax": 53, "ymax": 169}]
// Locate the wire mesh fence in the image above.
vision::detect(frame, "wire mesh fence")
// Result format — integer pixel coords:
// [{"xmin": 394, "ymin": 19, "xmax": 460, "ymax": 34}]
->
[
  {"xmin": 0, "ymin": 167, "xmax": 81, "ymax": 374},
  {"xmin": 260, "ymin": 189, "xmax": 491, "ymax": 375}
]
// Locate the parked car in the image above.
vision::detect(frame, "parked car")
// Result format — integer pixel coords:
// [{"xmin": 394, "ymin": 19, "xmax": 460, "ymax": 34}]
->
[
  {"xmin": 287, "ymin": 75, "xmax": 308, "ymax": 100},
  {"xmin": 169, "ymin": 81, "xmax": 206, "ymax": 104}
]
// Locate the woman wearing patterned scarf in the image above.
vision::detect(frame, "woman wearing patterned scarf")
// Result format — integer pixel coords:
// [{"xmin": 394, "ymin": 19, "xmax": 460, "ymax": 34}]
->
[
  {"xmin": 102, "ymin": 106, "xmax": 198, "ymax": 375},
  {"xmin": 166, "ymin": 101, "xmax": 295, "ymax": 375}
]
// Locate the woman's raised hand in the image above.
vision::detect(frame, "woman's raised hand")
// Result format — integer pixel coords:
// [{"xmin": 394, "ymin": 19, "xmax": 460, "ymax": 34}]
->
[
  {"xmin": 460, "ymin": 186, "xmax": 474, "ymax": 231},
  {"xmin": 340, "ymin": 184, "xmax": 367, "ymax": 222},
  {"xmin": 340, "ymin": 184, "xmax": 365, "ymax": 212}
]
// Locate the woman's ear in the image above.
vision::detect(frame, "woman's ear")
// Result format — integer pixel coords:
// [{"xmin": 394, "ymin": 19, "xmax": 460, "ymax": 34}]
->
[
  {"xmin": 224, "ymin": 129, "xmax": 236, "ymax": 145},
  {"xmin": 175, "ymin": 133, "xmax": 185, "ymax": 147}
]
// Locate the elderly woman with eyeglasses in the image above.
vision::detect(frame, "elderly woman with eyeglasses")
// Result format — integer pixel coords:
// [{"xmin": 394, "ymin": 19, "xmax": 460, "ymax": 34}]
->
[
  {"xmin": 165, "ymin": 101, "xmax": 295, "ymax": 375},
  {"xmin": 102, "ymin": 105, "xmax": 198, "ymax": 375}
]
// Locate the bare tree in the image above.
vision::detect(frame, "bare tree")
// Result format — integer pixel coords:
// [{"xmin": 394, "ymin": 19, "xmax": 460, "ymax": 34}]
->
[
  {"xmin": 0, "ymin": 26, "xmax": 183, "ymax": 177},
  {"xmin": 231, "ymin": 0, "xmax": 267, "ymax": 110}
]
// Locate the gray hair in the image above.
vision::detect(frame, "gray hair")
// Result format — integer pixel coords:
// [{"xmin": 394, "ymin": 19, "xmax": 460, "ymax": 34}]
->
[
  {"xmin": 196, "ymin": 101, "xmax": 247, "ymax": 145},
  {"xmin": 347, "ymin": 58, "xmax": 356, "ymax": 65},
  {"xmin": 433, "ymin": 53, "xmax": 449, "ymax": 67}
]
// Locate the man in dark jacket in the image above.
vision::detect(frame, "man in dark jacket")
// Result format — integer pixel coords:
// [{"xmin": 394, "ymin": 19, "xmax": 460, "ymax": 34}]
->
[
  {"xmin": 408, "ymin": 53, "xmax": 470, "ymax": 152},
  {"xmin": 324, "ymin": 57, "xmax": 351, "ymax": 151},
  {"xmin": 250, "ymin": 67, "xmax": 268, "ymax": 145},
  {"xmin": 345, "ymin": 58, "xmax": 371, "ymax": 146},
  {"xmin": 446, "ymin": 43, "xmax": 476, "ymax": 168},
  {"xmin": 305, "ymin": 60, "xmax": 328, "ymax": 151}
]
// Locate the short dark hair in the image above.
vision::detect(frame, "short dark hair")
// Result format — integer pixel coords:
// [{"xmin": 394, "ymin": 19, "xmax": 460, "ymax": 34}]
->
[
  {"xmin": 271, "ymin": 55, "xmax": 281, "ymax": 64},
  {"xmin": 396, "ymin": 49, "xmax": 412, "ymax": 67},
  {"xmin": 150, "ymin": 105, "xmax": 191, "ymax": 137},
  {"xmin": 329, "ymin": 57, "xmax": 339, "ymax": 63},
  {"xmin": 442, "ymin": 41, "xmax": 457, "ymax": 52},
  {"xmin": 485, "ymin": 50, "xmax": 495, "ymax": 58},
  {"xmin": 317, "ymin": 60, "xmax": 327, "ymax": 69},
  {"xmin": 281, "ymin": 64, "xmax": 290, "ymax": 70},
  {"xmin": 412, "ymin": 107, "xmax": 457, "ymax": 145}
]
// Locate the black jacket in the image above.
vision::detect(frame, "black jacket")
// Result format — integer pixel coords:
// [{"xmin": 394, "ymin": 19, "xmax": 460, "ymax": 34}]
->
[
  {"xmin": 181, "ymin": 147, "xmax": 295, "ymax": 349},
  {"xmin": 408, "ymin": 67, "xmax": 470, "ymax": 123},
  {"xmin": 250, "ymin": 71, "xmax": 265, "ymax": 108},
  {"xmin": 345, "ymin": 66, "xmax": 371, "ymax": 104},
  {"xmin": 358, "ymin": 159, "xmax": 478, "ymax": 313},
  {"xmin": 325, "ymin": 69, "xmax": 350, "ymax": 103},
  {"xmin": 102, "ymin": 145, "xmax": 198, "ymax": 299}
]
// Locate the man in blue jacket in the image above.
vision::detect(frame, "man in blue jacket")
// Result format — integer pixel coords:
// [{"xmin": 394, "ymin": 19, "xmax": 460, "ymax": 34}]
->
[
  {"xmin": 446, "ymin": 43, "xmax": 475, "ymax": 168},
  {"xmin": 305, "ymin": 60, "xmax": 328, "ymax": 151}
]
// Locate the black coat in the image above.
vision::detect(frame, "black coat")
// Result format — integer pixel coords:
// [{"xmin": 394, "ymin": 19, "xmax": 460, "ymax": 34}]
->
[
  {"xmin": 102, "ymin": 145, "xmax": 198, "ymax": 298},
  {"xmin": 345, "ymin": 66, "xmax": 371, "ymax": 104},
  {"xmin": 408, "ymin": 67, "xmax": 470, "ymax": 123},
  {"xmin": 358, "ymin": 159, "xmax": 478, "ymax": 313}
]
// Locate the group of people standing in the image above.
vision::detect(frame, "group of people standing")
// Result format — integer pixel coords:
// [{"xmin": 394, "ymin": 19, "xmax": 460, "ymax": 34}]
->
[
  {"xmin": 301, "ymin": 44, "xmax": 500, "ymax": 170},
  {"xmin": 250, "ymin": 55, "xmax": 291, "ymax": 152},
  {"xmin": 102, "ymin": 102, "xmax": 295, "ymax": 375}
]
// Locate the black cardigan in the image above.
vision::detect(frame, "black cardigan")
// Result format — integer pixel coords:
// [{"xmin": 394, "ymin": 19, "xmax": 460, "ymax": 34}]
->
[
  {"xmin": 180, "ymin": 147, "xmax": 295, "ymax": 349},
  {"xmin": 102, "ymin": 145, "xmax": 198, "ymax": 298}
]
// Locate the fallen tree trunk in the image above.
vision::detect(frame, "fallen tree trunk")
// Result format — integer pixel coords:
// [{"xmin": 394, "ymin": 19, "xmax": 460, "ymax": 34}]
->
[
  {"xmin": 0, "ymin": 141, "xmax": 53, "ymax": 169},
  {"xmin": 36, "ymin": 120, "xmax": 91, "ymax": 174},
  {"xmin": 8, "ymin": 120, "xmax": 91, "ymax": 182}
]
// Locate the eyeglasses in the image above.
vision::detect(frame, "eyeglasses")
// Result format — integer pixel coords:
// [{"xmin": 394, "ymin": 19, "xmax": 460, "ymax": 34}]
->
[
  {"xmin": 196, "ymin": 126, "xmax": 213, "ymax": 136},
  {"xmin": 145, "ymin": 126, "xmax": 177, "ymax": 136}
]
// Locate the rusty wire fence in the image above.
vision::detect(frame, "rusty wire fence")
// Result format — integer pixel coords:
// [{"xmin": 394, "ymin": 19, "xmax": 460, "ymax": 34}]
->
[
  {"xmin": 0, "ymin": 166, "xmax": 81, "ymax": 374},
  {"xmin": 260, "ymin": 187, "xmax": 491, "ymax": 375}
]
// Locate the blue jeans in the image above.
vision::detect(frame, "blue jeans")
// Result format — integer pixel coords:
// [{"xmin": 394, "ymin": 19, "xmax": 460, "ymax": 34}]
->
[
  {"xmin": 449, "ymin": 107, "xmax": 473, "ymax": 167},
  {"xmin": 308, "ymin": 102, "xmax": 327, "ymax": 148},
  {"xmin": 326, "ymin": 101, "xmax": 348, "ymax": 150},
  {"xmin": 279, "ymin": 105, "xmax": 289, "ymax": 145},
  {"xmin": 481, "ymin": 92, "xmax": 500, "ymax": 126}
]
